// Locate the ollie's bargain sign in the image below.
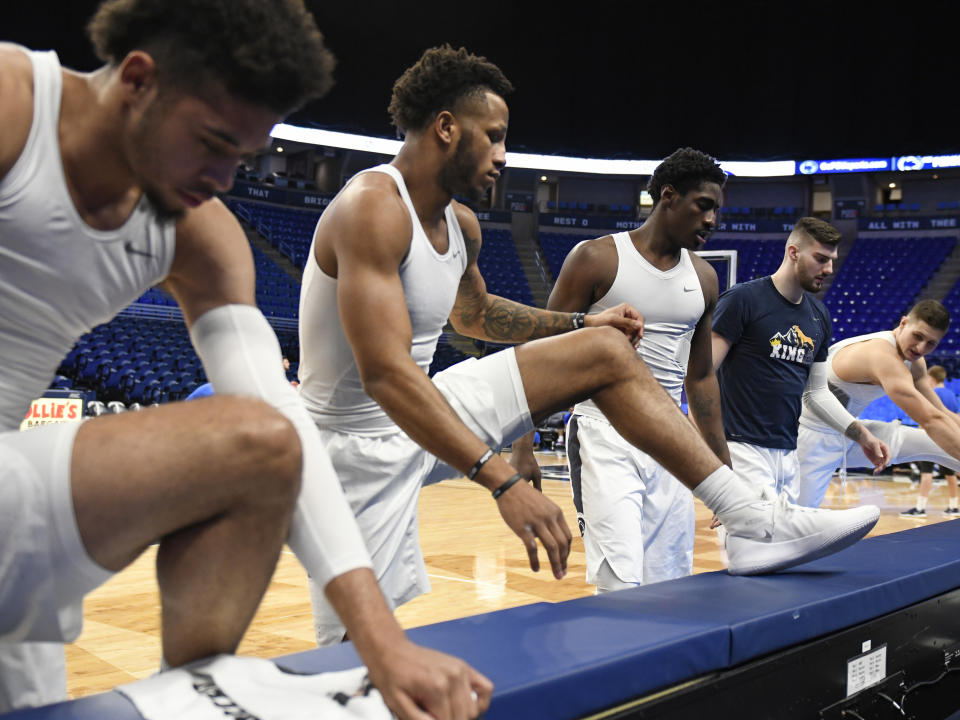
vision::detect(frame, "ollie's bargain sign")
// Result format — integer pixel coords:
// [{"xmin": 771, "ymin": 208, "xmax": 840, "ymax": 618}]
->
[{"xmin": 21, "ymin": 397, "xmax": 83, "ymax": 430}]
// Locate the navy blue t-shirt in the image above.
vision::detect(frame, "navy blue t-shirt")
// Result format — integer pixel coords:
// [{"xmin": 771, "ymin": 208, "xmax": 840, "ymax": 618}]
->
[{"xmin": 713, "ymin": 276, "xmax": 832, "ymax": 449}]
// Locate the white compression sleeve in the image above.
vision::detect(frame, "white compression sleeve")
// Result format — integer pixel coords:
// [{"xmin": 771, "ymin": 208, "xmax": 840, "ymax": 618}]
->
[
  {"xmin": 802, "ymin": 361, "xmax": 860, "ymax": 436},
  {"xmin": 189, "ymin": 304, "xmax": 372, "ymax": 588}
]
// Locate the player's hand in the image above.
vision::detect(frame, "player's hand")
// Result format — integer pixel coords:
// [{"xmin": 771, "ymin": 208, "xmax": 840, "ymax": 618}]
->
[
  {"xmin": 859, "ymin": 431, "xmax": 891, "ymax": 474},
  {"xmin": 709, "ymin": 514, "xmax": 722, "ymax": 529},
  {"xmin": 495, "ymin": 475, "xmax": 571, "ymax": 578},
  {"xmin": 367, "ymin": 638, "xmax": 492, "ymax": 720},
  {"xmin": 585, "ymin": 302, "xmax": 644, "ymax": 346},
  {"xmin": 509, "ymin": 445, "xmax": 542, "ymax": 491}
]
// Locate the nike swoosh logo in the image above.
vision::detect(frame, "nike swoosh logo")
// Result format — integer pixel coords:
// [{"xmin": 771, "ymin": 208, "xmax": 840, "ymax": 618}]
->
[
  {"xmin": 124, "ymin": 241, "xmax": 156, "ymax": 259},
  {"xmin": 683, "ymin": 285, "xmax": 698, "ymax": 292}
]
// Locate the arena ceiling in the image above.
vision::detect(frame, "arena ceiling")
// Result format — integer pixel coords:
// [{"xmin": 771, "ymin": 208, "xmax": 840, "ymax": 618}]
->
[{"xmin": 7, "ymin": 1, "xmax": 954, "ymax": 162}]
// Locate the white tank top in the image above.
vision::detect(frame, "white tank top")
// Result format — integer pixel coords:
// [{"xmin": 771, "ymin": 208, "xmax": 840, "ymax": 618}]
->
[
  {"xmin": 298, "ymin": 164, "xmax": 468, "ymax": 435},
  {"xmin": 575, "ymin": 231, "xmax": 705, "ymax": 419},
  {"xmin": 0, "ymin": 48, "xmax": 176, "ymax": 429},
  {"xmin": 799, "ymin": 330, "xmax": 911, "ymax": 430}
]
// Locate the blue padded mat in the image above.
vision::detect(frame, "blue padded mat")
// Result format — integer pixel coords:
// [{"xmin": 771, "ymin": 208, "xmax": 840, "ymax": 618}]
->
[{"xmin": 5, "ymin": 523, "xmax": 959, "ymax": 720}]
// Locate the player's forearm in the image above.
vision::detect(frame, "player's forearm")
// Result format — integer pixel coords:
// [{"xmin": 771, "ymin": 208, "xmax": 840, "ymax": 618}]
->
[
  {"xmin": 453, "ymin": 294, "xmax": 578, "ymax": 343},
  {"xmin": 511, "ymin": 430, "xmax": 536, "ymax": 456},
  {"xmin": 948, "ymin": 411, "xmax": 960, "ymax": 433},
  {"xmin": 324, "ymin": 567, "xmax": 407, "ymax": 658},
  {"xmin": 843, "ymin": 419, "xmax": 868, "ymax": 442},
  {"xmin": 686, "ymin": 377, "xmax": 732, "ymax": 467},
  {"xmin": 919, "ymin": 415, "xmax": 960, "ymax": 462}
]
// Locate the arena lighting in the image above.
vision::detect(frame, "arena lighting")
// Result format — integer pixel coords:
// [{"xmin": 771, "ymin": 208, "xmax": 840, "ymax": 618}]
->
[
  {"xmin": 271, "ymin": 123, "xmax": 797, "ymax": 177},
  {"xmin": 271, "ymin": 123, "xmax": 958, "ymax": 178},
  {"xmin": 271, "ymin": 124, "xmax": 403, "ymax": 156}
]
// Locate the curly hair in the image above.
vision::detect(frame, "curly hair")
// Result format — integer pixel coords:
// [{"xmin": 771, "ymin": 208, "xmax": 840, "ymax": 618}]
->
[
  {"xmin": 388, "ymin": 45, "xmax": 513, "ymax": 135},
  {"xmin": 908, "ymin": 299, "xmax": 951, "ymax": 332},
  {"xmin": 87, "ymin": 0, "xmax": 335, "ymax": 114},
  {"xmin": 647, "ymin": 147, "xmax": 726, "ymax": 205}
]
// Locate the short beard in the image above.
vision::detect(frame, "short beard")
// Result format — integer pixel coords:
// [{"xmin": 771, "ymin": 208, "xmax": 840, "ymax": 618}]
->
[
  {"xmin": 142, "ymin": 185, "xmax": 185, "ymax": 222},
  {"xmin": 800, "ymin": 275, "xmax": 822, "ymax": 293},
  {"xmin": 129, "ymin": 93, "xmax": 186, "ymax": 223},
  {"xmin": 439, "ymin": 130, "xmax": 484, "ymax": 202}
]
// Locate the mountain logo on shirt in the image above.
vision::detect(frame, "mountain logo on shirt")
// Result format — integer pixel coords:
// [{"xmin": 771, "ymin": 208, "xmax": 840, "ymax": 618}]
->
[{"xmin": 769, "ymin": 324, "xmax": 815, "ymax": 364}]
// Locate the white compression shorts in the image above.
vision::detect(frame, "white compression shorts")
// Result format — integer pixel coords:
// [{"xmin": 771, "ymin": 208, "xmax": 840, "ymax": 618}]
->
[
  {"xmin": 309, "ymin": 349, "xmax": 532, "ymax": 646},
  {"xmin": 797, "ymin": 419, "xmax": 960, "ymax": 507},
  {"xmin": 0, "ymin": 420, "xmax": 105, "ymax": 711},
  {"xmin": 0, "ymin": 421, "xmax": 110, "ymax": 645}
]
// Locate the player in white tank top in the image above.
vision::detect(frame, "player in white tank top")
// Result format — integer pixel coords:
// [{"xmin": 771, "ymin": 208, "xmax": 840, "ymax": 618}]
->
[
  {"xmin": 299, "ymin": 163, "xmax": 467, "ymax": 436},
  {"xmin": 797, "ymin": 301, "xmax": 960, "ymax": 507},
  {"xmin": 512, "ymin": 148, "xmax": 730, "ymax": 590},
  {"xmin": 302, "ymin": 49, "xmax": 882, "ymax": 622},
  {"xmin": 0, "ymin": 10, "xmax": 488, "ymax": 718}
]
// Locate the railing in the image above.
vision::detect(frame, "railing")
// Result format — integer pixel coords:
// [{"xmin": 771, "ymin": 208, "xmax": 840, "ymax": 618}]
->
[{"xmin": 119, "ymin": 303, "xmax": 298, "ymax": 332}]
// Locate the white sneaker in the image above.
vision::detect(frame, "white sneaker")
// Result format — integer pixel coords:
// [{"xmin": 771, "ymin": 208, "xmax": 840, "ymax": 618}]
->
[{"xmin": 725, "ymin": 488, "xmax": 879, "ymax": 576}]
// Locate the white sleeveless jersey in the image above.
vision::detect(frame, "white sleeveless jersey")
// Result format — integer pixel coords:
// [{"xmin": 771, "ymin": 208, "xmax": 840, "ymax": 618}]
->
[
  {"xmin": 298, "ymin": 164, "xmax": 468, "ymax": 435},
  {"xmin": 800, "ymin": 330, "xmax": 910, "ymax": 431},
  {"xmin": 575, "ymin": 232, "xmax": 705, "ymax": 419},
  {"xmin": 0, "ymin": 48, "xmax": 176, "ymax": 430}
]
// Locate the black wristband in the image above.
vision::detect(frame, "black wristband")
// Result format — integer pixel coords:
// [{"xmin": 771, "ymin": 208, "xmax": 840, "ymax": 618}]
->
[
  {"xmin": 467, "ymin": 448, "xmax": 495, "ymax": 480},
  {"xmin": 571, "ymin": 312, "xmax": 585, "ymax": 330},
  {"xmin": 492, "ymin": 473, "xmax": 523, "ymax": 499}
]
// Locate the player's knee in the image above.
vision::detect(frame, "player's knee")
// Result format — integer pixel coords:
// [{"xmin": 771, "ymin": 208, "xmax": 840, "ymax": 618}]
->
[
  {"xmin": 588, "ymin": 326, "xmax": 639, "ymax": 379},
  {"xmin": 221, "ymin": 397, "xmax": 301, "ymax": 501}
]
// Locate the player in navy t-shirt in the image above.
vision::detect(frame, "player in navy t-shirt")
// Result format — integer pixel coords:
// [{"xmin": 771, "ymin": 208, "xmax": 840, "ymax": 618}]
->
[{"xmin": 712, "ymin": 217, "xmax": 889, "ymax": 506}]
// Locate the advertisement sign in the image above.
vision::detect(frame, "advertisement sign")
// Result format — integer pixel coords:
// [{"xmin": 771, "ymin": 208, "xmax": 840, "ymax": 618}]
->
[{"xmin": 21, "ymin": 394, "xmax": 84, "ymax": 431}]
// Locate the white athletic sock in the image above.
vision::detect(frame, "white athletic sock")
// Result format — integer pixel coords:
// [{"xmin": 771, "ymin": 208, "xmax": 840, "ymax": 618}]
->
[
  {"xmin": 916, "ymin": 496, "xmax": 928, "ymax": 511},
  {"xmin": 950, "ymin": 496, "xmax": 958, "ymax": 510},
  {"xmin": 692, "ymin": 466, "xmax": 763, "ymax": 529}
]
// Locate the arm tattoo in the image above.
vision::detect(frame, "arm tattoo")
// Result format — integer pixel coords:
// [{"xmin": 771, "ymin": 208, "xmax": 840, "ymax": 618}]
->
[
  {"xmin": 463, "ymin": 229, "xmax": 482, "ymax": 266},
  {"xmin": 481, "ymin": 298, "xmax": 573, "ymax": 342},
  {"xmin": 844, "ymin": 420, "xmax": 863, "ymax": 442},
  {"xmin": 457, "ymin": 230, "xmax": 574, "ymax": 341}
]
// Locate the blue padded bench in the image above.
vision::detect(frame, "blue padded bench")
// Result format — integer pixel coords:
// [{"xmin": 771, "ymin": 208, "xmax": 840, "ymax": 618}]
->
[{"xmin": 6, "ymin": 523, "xmax": 959, "ymax": 719}]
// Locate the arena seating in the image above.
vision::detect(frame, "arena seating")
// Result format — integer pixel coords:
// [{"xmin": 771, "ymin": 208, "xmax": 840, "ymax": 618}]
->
[
  {"xmin": 722, "ymin": 206, "xmax": 803, "ymax": 222},
  {"xmin": 251, "ymin": 245, "xmax": 301, "ymax": 318},
  {"xmin": 48, "ymin": 198, "xmax": 960, "ymax": 409},
  {"xmin": 56, "ymin": 316, "xmax": 205, "ymax": 405},
  {"xmin": 705, "ymin": 237, "xmax": 784, "ymax": 282},
  {"xmin": 55, "ymin": 313, "xmax": 299, "ymax": 408},
  {"xmin": 478, "ymin": 228, "xmax": 534, "ymax": 305},
  {"xmin": 538, "ymin": 231, "xmax": 592, "ymax": 278},
  {"xmin": 229, "ymin": 198, "xmax": 321, "ymax": 268},
  {"xmin": 936, "ymin": 276, "xmax": 960, "ymax": 360},
  {"xmin": 824, "ymin": 236, "xmax": 956, "ymax": 341}
]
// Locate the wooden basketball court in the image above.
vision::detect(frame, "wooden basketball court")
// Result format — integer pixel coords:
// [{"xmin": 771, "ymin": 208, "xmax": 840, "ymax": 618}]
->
[{"xmin": 64, "ymin": 457, "xmax": 957, "ymax": 699}]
